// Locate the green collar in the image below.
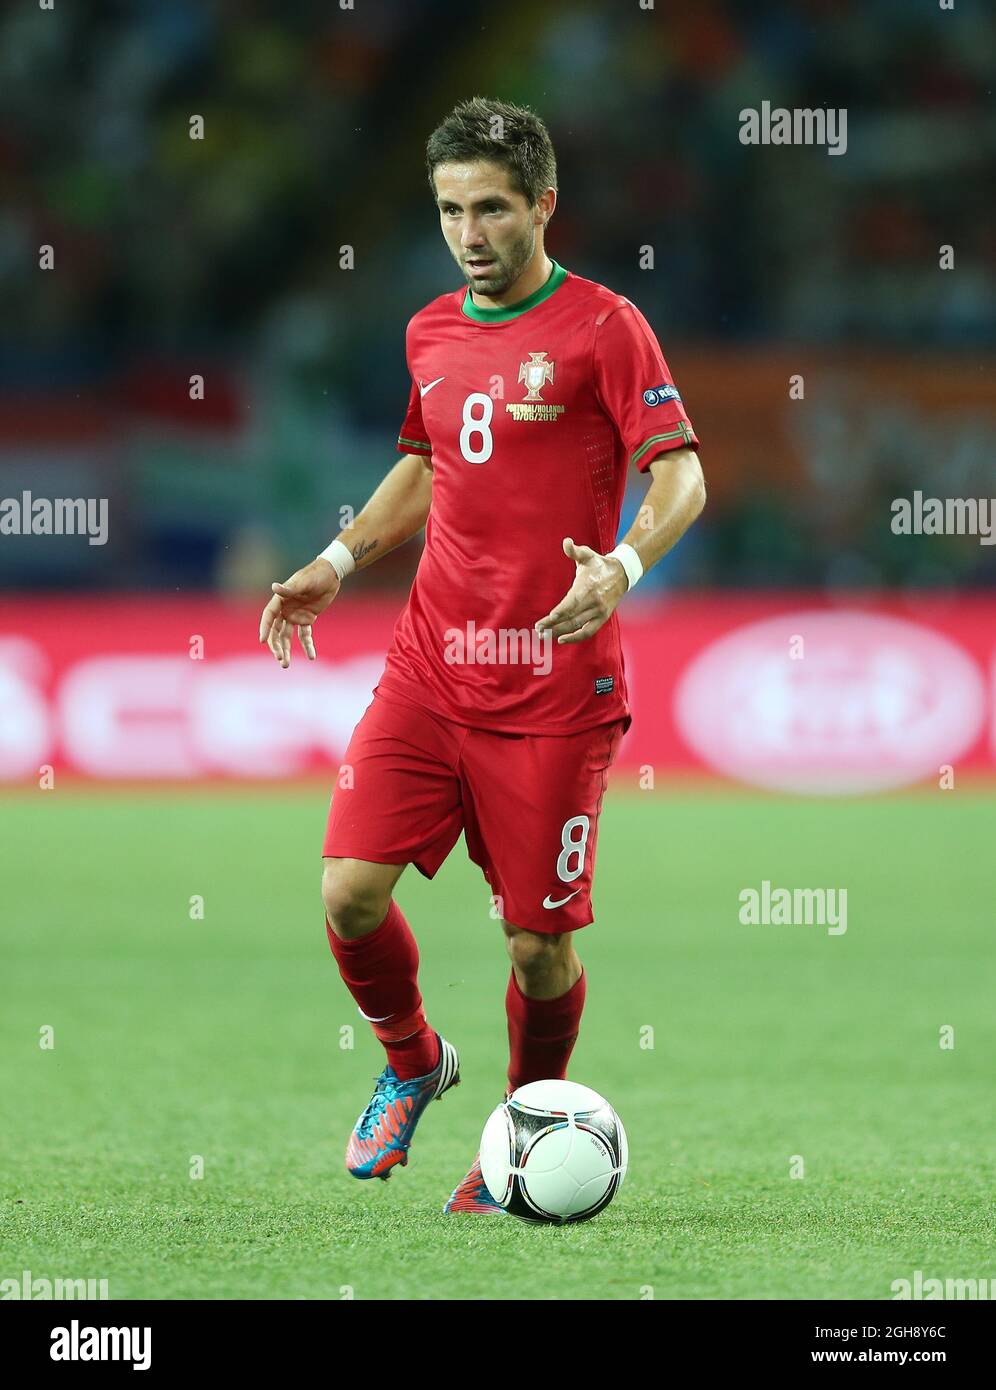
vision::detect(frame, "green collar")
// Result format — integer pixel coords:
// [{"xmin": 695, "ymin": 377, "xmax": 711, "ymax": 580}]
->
[{"xmin": 461, "ymin": 259, "xmax": 567, "ymax": 323}]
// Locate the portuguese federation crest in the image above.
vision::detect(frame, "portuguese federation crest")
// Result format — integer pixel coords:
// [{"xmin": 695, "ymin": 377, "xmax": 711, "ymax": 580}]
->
[{"xmin": 518, "ymin": 352, "xmax": 555, "ymax": 402}]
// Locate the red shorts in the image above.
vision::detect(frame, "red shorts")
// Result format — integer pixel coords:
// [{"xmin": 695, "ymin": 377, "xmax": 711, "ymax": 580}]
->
[{"xmin": 323, "ymin": 690, "xmax": 627, "ymax": 934}]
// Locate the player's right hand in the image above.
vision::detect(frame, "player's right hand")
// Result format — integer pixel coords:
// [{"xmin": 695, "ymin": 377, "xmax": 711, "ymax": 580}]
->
[{"xmin": 259, "ymin": 558, "xmax": 342, "ymax": 668}]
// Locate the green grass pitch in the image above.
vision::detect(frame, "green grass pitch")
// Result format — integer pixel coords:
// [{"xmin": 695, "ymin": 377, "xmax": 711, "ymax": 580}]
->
[{"xmin": 2, "ymin": 783, "xmax": 994, "ymax": 1300}]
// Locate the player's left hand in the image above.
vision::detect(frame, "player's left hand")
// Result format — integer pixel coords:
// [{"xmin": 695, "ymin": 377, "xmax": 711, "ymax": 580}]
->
[{"xmin": 534, "ymin": 537, "xmax": 629, "ymax": 645}]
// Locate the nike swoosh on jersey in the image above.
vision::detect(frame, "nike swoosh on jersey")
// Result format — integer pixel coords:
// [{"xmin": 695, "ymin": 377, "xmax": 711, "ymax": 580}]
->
[
  {"xmin": 418, "ymin": 376, "xmax": 445, "ymax": 397},
  {"xmin": 542, "ymin": 889, "xmax": 581, "ymax": 909}
]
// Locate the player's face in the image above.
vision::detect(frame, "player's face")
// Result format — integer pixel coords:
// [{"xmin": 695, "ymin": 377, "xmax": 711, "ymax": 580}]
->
[{"xmin": 434, "ymin": 161, "xmax": 543, "ymax": 299}]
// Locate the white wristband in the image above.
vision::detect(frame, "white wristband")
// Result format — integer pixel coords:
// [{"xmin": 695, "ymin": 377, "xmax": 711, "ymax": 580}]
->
[
  {"xmin": 607, "ymin": 542, "xmax": 643, "ymax": 591},
  {"xmin": 318, "ymin": 538, "xmax": 356, "ymax": 581}
]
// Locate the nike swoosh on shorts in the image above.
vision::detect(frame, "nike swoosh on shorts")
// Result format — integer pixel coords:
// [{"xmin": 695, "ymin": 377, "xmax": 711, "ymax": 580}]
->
[{"xmin": 542, "ymin": 889, "xmax": 581, "ymax": 909}]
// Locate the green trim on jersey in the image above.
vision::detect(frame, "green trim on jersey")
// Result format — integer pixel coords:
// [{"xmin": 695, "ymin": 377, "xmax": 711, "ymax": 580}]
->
[
  {"xmin": 461, "ymin": 259, "xmax": 568, "ymax": 323},
  {"xmin": 399, "ymin": 436, "xmax": 432, "ymax": 453},
  {"xmin": 630, "ymin": 423, "xmax": 694, "ymax": 467}
]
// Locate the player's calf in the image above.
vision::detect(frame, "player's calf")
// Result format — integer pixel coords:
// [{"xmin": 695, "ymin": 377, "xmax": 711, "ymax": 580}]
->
[{"xmin": 502, "ymin": 924, "xmax": 588, "ymax": 1094}]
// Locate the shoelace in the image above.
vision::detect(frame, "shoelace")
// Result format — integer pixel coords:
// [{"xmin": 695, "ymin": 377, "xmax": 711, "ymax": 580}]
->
[{"xmin": 355, "ymin": 1070, "xmax": 418, "ymax": 1139}]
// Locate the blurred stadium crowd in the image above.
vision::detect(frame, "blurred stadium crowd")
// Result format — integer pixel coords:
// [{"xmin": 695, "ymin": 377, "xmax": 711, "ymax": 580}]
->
[{"xmin": 2, "ymin": 0, "xmax": 993, "ymax": 593}]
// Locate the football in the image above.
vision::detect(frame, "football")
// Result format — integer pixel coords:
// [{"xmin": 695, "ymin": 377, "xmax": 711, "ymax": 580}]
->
[{"xmin": 479, "ymin": 1079, "xmax": 628, "ymax": 1224}]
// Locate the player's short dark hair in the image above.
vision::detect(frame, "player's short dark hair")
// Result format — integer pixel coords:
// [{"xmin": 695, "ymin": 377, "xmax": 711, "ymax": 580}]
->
[{"xmin": 426, "ymin": 97, "xmax": 558, "ymax": 208}]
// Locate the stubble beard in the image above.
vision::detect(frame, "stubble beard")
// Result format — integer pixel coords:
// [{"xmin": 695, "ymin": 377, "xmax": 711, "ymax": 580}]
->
[{"xmin": 460, "ymin": 225, "xmax": 536, "ymax": 300}]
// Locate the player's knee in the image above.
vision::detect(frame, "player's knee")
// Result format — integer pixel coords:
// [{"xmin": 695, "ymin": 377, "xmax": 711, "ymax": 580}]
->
[
  {"xmin": 322, "ymin": 860, "xmax": 390, "ymax": 940},
  {"xmin": 502, "ymin": 921, "xmax": 570, "ymax": 980}
]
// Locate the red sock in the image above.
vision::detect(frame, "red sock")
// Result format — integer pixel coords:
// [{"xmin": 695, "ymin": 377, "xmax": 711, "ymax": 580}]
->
[
  {"xmin": 326, "ymin": 900, "xmax": 440, "ymax": 1081},
  {"xmin": 505, "ymin": 967, "xmax": 586, "ymax": 1093}
]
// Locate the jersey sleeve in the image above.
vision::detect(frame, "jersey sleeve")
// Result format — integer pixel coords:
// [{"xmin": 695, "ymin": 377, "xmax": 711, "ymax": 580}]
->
[
  {"xmin": 592, "ymin": 300, "xmax": 699, "ymax": 471},
  {"xmin": 397, "ymin": 378, "xmax": 431, "ymax": 456}
]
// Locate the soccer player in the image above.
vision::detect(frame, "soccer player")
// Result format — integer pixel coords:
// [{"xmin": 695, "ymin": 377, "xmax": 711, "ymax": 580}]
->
[{"xmin": 259, "ymin": 98, "xmax": 705, "ymax": 1213}]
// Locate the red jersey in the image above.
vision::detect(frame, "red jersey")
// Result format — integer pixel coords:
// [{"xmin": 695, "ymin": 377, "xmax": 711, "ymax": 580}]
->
[{"xmin": 376, "ymin": 260, "xmax": 699, "ymax": 736}]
